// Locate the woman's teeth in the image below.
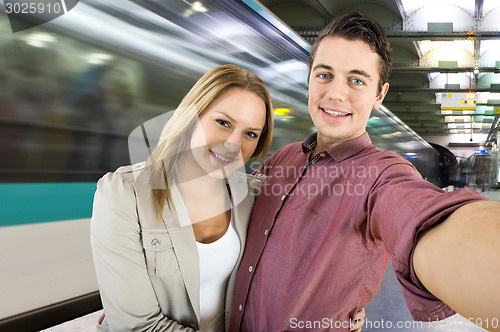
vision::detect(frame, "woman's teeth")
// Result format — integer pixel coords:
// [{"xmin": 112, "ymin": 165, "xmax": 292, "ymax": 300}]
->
[{"xmin": 211, "ymin": 150, "xmax": 232, "ymax": 162}]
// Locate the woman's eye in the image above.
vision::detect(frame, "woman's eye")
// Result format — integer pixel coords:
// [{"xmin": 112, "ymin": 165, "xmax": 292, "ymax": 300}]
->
[
  {"xmin": 246, "ymin": 131, "xmax": 258, "ymax": 139},
  {"xmin": 216, "ymin": 119, "xmax": 230, "ymax": 128}
]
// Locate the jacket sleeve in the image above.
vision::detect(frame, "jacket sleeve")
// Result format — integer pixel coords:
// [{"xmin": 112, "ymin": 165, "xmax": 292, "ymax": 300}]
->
[{"xmin": 90, "ymin": 172, "xmax": 197, "ymax": 332}]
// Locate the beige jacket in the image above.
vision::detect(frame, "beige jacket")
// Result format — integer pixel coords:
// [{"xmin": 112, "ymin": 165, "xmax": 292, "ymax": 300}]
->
[{"xmin": 90, "ymin": 162, "xmax": 264, "ymax": 331}]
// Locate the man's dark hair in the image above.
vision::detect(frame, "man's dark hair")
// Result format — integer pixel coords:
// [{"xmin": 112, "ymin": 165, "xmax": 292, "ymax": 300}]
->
[{"xmin": 308, "ymin": 12, "xmax": 392, "ymax": 93}]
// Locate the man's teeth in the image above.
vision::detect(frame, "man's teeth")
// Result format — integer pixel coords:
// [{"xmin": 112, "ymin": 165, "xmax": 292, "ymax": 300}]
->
[
  {"xmin": 322, "ymin": 108, "xmax": 350, "ymax": 116},
  {"xmin": 211, "ymin": 151, "xmax": 232, "ymax": 162}
]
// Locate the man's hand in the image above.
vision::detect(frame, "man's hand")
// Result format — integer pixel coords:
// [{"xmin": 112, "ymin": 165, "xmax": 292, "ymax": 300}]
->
[{"xmin": 350, "ymin": 308, "xmax": 366, "ymax": 332}]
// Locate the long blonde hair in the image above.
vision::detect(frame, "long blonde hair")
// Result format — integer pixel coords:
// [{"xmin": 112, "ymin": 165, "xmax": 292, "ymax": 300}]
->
[{"xmin": 147, "ymin": 64, "xmax": 274, "ymax": 218}]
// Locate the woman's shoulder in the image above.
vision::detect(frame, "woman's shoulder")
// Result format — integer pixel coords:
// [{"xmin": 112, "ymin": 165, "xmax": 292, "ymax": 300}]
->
[
  {"xmin": 91, "ymin": 164, "xmax": 147, "ymax": 232},
  {"xmin": 98, "ymin": 162, "xmax": 148, "ymax": 188}
]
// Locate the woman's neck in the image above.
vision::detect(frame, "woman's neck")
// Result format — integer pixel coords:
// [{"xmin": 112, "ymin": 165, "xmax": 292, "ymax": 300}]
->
[{"xmin": 175, "ymin": 154, "xmax": 232, "ymax": 226}]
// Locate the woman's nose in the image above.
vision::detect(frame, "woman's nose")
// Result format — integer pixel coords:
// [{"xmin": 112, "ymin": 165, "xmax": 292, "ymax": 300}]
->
[
  {"xmin": 223, "ymin": 140, "xmax": 240, "ymax": 152},
  {"xmin": 224, "ymin": 131, "xmax": 242, "ymax": 150}
]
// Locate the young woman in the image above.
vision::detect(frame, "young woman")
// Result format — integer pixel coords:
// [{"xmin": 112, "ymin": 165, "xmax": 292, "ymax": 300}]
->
[{"xmin": 90, "ymin": 64, "xmax": 273, "ymax": 331}]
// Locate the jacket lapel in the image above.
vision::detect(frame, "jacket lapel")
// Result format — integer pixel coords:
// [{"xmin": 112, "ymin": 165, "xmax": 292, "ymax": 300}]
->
[
  {"xmin": 227, "ymin": 171, "xmax": 251, "ymax": 244},
  {"xmin": 162, "ymin": 185, "xmax": 200, "ymax": 323}
]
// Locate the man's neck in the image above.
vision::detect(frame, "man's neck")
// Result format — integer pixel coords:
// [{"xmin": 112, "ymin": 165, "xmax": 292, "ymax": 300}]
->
[
  {"xmin": 313, "ymin": 135, "xmax": 342, "ymax": 155},
  {"xmin": 313, "ymin": 131, "xmax": 365, "ymax": 155}
]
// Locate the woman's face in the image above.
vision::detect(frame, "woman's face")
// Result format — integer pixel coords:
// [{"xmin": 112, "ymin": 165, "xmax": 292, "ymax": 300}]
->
[{"xmin": 190, "ymin": 87, "xmax": 267, "ymax": 179}]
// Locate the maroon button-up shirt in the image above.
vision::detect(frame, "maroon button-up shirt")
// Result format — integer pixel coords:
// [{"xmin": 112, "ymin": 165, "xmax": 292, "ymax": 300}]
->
[{"xmin": 229, "ymin": 133, "xmax": 487, "ymax": 331}]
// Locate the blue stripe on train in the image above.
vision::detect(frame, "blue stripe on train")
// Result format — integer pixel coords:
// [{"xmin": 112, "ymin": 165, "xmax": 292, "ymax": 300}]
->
[{"xmin": 0, "ymin": 183, "xmax": 97, "ymax": 227}]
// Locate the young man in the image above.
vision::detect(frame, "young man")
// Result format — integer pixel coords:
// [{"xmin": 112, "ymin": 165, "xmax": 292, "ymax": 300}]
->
[{"xmin": 229, "ymin": 13, "xmax": 500, "ymax": 332}]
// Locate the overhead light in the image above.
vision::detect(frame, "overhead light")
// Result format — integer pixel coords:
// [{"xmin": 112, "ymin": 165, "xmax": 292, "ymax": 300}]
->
[
  {"xmin": 183, "ymin": 1, "xmax": 208, "ymax": 17},
  {"xmin": 473, "ymin": 67, "xmax": 479, "ymax": 75},
  {"xmin": 86, "ymin": 53, "xmax": 114, "ymax": 65},
  {"xmin": 445, "ymin": 115, "xmax": 470, "ymax": 123},
  {"xmin": 191, "ymin": 1, "xmax": 207, "ymax": 13},
  {"xmin": 22, "ymin": 32, "xmax": 56, "ymax": 48},
  {"xmin": 418, "ymin": 40, "xmax": 474, "ymax": 58}
]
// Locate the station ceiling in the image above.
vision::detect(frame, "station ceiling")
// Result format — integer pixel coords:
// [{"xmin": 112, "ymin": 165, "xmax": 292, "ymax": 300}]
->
[{"xmin": 258, "ymin": 0, "xmax": 500, "ymax": 141}]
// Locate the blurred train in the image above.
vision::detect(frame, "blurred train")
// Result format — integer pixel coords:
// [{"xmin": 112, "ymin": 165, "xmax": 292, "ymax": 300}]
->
[{"xmin": 0, "ymin": 0, "xmax": 447, "ymax": 330}]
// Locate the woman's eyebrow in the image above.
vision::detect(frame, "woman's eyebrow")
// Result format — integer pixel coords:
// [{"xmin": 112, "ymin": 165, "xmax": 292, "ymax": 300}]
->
[{"xmin": 214, "ymin": 111, "xmax": 263, "ymax": 131}]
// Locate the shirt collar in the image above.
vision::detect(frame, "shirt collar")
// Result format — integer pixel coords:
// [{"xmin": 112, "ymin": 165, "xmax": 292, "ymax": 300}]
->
[{"xmin": 302, "ymin": 132, "xmax": 372, "ymax": 163}]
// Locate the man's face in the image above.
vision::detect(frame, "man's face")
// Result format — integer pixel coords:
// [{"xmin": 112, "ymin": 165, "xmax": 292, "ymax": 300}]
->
[{"xmin": 307, "ymin": 36, "xmax": 389, "ymax": 150}]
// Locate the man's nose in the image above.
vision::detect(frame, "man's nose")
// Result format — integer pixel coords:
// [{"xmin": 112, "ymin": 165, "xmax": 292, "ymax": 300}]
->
[{"xmin": 327, "ymin": 78, "xmax": 347, "ymax": 102}]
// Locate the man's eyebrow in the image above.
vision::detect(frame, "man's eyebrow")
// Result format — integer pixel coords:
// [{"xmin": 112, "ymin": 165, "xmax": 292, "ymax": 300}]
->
[
  {"xmin": 215, "ymin": 111, "xmax": 263, "ymax": 131},
  {"xmin": 349, "ymin": 69, "xmax": 372, "ymax": 79},
  {"xmin": 312, "ymin": 64, "xmax": 332, "ymax": 72},
  {"xmin": 313, "ymin": 64, "xmax": 373, "ymax": 80}
]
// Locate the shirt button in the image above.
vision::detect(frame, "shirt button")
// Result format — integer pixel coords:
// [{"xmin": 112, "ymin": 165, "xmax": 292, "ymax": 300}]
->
[
  {"xmin": 281, "ymin": 195, "xmax": 286, "ymax": 200},
  {"xmin": 239, "ymin": 304, "xmax": 243, "ymax": 311},
  {"xmin": 264, "ymin": 229, "xmax": 269, "ymax": 236},
  {"xmin": 320, "ymin": 153, "xmax": 325, "ymax": 157},
  {"xmin": 151, "ymin": 238, "xmax": 160, "ymax": 248},
  {"xmin": 248, "ymin": 266, "xmax": 253, "ymax": 272}
]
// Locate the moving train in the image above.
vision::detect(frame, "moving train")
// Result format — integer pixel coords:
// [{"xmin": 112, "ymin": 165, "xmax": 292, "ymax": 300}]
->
[{"xmin": 0, "ymin": 0, "xmax": 445, "ymax": 330}]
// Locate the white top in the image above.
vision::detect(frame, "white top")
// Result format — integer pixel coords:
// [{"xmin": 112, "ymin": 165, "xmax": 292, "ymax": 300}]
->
[{"xmin": 196, "ymin": 212, "xmax": 240, "ymax": 332}]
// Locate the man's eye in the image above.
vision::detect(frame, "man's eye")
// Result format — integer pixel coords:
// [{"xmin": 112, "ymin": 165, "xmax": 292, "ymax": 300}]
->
[
  {"xmin": 318, "ymin": 73, "xmax": 330, "ymax": 79},
  {"xmin": 216, "ymin": 119, "xmax": 230, "ymax": 127},
  {"xmin": 352, "ymin": 78, "xmax": 365, "ymax": 85}
]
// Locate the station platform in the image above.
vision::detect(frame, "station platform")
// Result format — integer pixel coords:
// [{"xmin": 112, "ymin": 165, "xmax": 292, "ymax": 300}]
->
[
  {"xmin": 481, "ymin": 189, "xmax": 500, "ymax": 202},
  {"xmin": 40, "ymin": 310, "xmax": 102, "ymax": 332},
  {"xmin": 42, "ymin": 189, "xmax": 499, "ymax": 332}
]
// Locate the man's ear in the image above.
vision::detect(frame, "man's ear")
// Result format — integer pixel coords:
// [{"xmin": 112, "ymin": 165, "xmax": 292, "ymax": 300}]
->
[{"xmin": 373, "ymin": 82, "xmax": 389, "ymax": 110}]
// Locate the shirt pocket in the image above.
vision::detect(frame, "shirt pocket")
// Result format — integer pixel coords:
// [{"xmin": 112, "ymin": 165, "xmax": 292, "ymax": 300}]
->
[{"xmin": 141, "ymin": 228, "xmax": 177, "ymax": 277}]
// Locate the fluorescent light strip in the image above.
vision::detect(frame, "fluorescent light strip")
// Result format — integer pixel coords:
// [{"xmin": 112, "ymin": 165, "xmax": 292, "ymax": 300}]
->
[{"xmin": 241, "ymin": 0, "xmax": 311, "ymax": 52}]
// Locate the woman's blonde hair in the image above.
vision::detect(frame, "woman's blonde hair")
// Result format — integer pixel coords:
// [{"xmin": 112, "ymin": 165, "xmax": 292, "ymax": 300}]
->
[{"xmin": 147, "ymin": 64, "xmax": 274, "ymax": 218}]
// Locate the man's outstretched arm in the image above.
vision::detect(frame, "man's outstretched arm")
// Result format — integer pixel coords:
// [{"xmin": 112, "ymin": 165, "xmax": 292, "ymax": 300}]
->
[{"xmin": 413, "ymin": 200, "xmax": 500, "ymax": 331}]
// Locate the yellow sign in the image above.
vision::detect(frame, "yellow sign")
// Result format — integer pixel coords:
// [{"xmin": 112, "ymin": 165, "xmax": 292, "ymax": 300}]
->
[
  {"xmin": 441, "ymin": 93, "xmax": 476, "ymax": 111},
  {"xmin": 494, "ymin": 108, "xmax": 500, "ymax": 114},
  {"xmin": 274, "ymin": 108, "xmax": 291, "ymax": 116}
]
